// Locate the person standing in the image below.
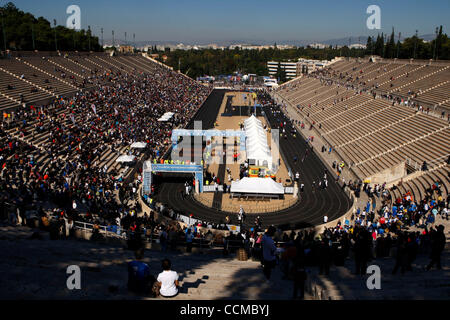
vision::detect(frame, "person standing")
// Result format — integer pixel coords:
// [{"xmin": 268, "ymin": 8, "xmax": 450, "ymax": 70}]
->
[
  {"xmin": 291, "ymin": 243, "xmax": 307, "ymax": 299},
  {"xmin": 186, "ymin": 228, "xmax": 194, "ymax": 253},
  {"xmin": 159, "ymin": 226, "xmax": 168, "ymax": 253},
  {"xmin": 261, "ymin": 226, "xmax": 277, "ymax": 281},
  {"xmin": 426, "ymin": 225, "xmax": 446, "ymax": 270},
  {"xmin": 238, "ymin": 206, "xmax": 245, "ymax": 229}
]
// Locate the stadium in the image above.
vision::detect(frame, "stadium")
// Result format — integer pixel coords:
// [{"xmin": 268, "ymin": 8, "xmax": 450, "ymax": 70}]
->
[{"xmin": 0, "ymin": 0, "xmax": 449, "ymax": 305}]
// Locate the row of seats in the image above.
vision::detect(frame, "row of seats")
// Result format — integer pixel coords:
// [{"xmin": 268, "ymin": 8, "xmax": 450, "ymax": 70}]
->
[
  {"xmin": 0, "ymin": 52, "xmax": 170, "ymax": 112},
  {"xmin": 390, "ymin": 165, "xmax": 450, "ymax": 205},
  {"xmin": 275, "ymin": 58, "xmax": 450, "ymax": 182},
  {"xmin": 2, "ymin": 53, "xmax": 211, "ymax": 185}
]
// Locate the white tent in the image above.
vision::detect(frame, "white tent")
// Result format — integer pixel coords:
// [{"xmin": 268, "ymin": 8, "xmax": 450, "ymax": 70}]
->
[
  {"xmin": 130, "ymin": 142, "xmax": 147, "ymax": 149},
  {"xmin": 157, "ymin": 112, "xmax": 175, "ymax": 122},
  {"xmin": 116, "ymin": 155, "xmax": 136, "ymax": 163},
  {"xmin": 230, "ymin": 177, "xmax": 284, "ymax": 195},
  {"xmin": 244, "ymin": 115, "xmax": 272, "ymax": 169}
]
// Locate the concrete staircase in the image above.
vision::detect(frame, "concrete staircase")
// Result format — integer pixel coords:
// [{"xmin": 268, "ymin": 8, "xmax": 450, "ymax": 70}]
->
[
  {"xmin": 16, "ymin": 58, "xmax": 79, "ymax": 91},
  {"xmin": 308, "ymin": 243, "xmax": 450, "ymax": 300},
  {"xmin": 0, "ymin": 65, "xmax": 56, "ymax": 98},
  {"xmin": 2, "ymin": 222, "xmax": 448, "ymax": 300},
  {"xmin": 0, "ymin": 224, "xmax": 304, "ymax": 300},
  {"xmin": 354, "ymin": 124, "xmax": 450, "ymax": 167}
]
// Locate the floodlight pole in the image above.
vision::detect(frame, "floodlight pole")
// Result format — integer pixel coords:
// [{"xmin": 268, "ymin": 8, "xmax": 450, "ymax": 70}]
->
[
  {"xmin": 413, "ymin": 30, "xmax": 418, "ymax": 59},
  {"xmin": 1, "ymin": 10, "xmax": 6, "ymax": 53},
  {"xmin": 88, "ymin": 25, "xmax": 91, "ymax": 51},
  {"xmin": 31, "ymin": 23, "xmax": 35, "ymax": 50},
  {"xmin": 53, "ymin": 19, "xmax": 57, "ymax": 52},
  {"xmin": 433, "ymin": 27, "xmax": 438, "ymax": 60}
]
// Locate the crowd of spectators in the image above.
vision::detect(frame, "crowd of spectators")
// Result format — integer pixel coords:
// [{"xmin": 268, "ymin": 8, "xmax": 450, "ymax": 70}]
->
[
  {"xmin": 279, "ymin": 64, "xmax": 450, "ymax": 122},
  {"xmin": 0, "ymin": 56, "xmax": 211, "ymax": 233}
]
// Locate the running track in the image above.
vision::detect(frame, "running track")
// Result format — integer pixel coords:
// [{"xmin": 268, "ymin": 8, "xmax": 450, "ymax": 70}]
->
[{"xmin": 156, "ymin": 90, "xmax": 352, "ymax": 230}]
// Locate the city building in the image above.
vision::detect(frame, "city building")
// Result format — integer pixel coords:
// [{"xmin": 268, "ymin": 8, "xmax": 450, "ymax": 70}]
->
[{"xmin": 267, "ymin": 61, "xmax": 298, "ymax": 79}]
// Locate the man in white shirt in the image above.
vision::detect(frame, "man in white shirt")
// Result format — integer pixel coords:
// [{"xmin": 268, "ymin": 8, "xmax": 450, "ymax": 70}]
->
[
  {"xmin": 156, "ymin": 259, "xmax": 179, "ymax": 298},
  {"xmin": 323, "ymin": 215, "xmax": 328, "ymax": 223}
]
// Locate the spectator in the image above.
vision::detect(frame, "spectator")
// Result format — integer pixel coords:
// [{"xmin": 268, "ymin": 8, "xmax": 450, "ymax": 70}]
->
[
  {"xmin": 261, "ymin": 226, "xmax": 277, "ymax": 281},
  {"xmin": 186, "ymin": 228, "xmax": 194, "ymax": 253},
  {"xmin": 156, "ymin": 259, "xmax": 179, "ymax": 298},
  {"xmin": 127, "ymin": 248, "xmax": 155, "ymax": 296},
  {"xmin": 426, "ymin": 225, "xmax": 446, "ymax": 271},
  {"xmin": 291, "ymin": 243, "xmax": 307, "ymax": 300}
]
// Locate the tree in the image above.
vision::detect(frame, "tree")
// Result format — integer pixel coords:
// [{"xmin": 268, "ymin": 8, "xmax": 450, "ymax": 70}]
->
[
  {"xmin": 374, "ymin": 33, "xmax": 384, "ymax": 56},
  {"xmin": 275, "ymin": 63, "xmax": 287, "ymax": 83},
  {"xmin": 0, "ymin": 2, "xmax": 101, "ymax": 52},
  {"xmin": 385, "ymin": 28, "xmax": 396, "ymax": 59},
  {"xmin": 366, "ymin": 36, "xmax": 374, "ymax": 55}
]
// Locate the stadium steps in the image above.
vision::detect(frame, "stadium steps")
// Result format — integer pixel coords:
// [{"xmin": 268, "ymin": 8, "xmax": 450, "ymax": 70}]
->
[
  {"xmin": 64, "ymin": 56, "xmax": 94, "ymax": 73},
  {"xmin": 366, "ymin": 63, "xmax": 404, "ymax": 84},
  {"xmin": 0, "ymin": 65, "xmax": 56, "ymax": 99},
  {"xmin": 17, "ymin": 57, "xmax": 80, "ymax": 92},
  {"xmin": 85, "ymin": 56, "xmax": 121, "ymax": 73},
  {"xmin": 0, "ymin": 68, "xmax": 53, "ymax": 103},
  {"xmin": 308, "ymin": 249, "xmax": 450, "ymax": 300},
  {"xmin": 0, "ymin": 224, "xmax": 309, "ymax": 300},
  {"xmin": 336, "ymin": 111, "xmax": 416, "ymax": 149},
  {"xmin": 96, "ymin": 56, "xmax": 135, "ymax": 74},
  {"xmin": 47, "ymin": 58, "xmax": 87, "ymax": 80},
  {"xmin": 354, "ymin": 125, "xmax": 450, "ymax": 167},
  {"xmin": 0, "ymin": 91, "xmax": 20, "ymax": 111},
  {"xmin": 414, "ymin": 80, "xmax": 449, "ymax": 97},
  {"xmin": 82, "ymin": 57, "xmax": 107, "ymax": 70},
  {"xmin": 321, "ymin": 99, "xmax": 379, "ymax": 135},
  {"xmin": 393, "ymin": 66, "xmax": 450, "ymax": 94}
]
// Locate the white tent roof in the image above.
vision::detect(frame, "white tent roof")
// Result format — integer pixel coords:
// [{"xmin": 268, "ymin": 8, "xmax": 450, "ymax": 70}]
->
[
  {"xmin": 244, "ymin": 115, "xmax": 262, "ymax": 125},
  {"xmin": 244, "ymin": 115, "xmax": 272, "ymax": 168},
  {"xmin": 157, "ymin": 112, "xmax": 175, "ymax": 122},
  {"xmin": 116, "ymin": 155, "xmax": 136, "ymax": 163},
  {"xmin": 130, "ymin": 142, "xmax": 147, "ymax": 149},
  {"xmin": 230, "ymin": 177, "xmax": 284, "ymax": 194}
]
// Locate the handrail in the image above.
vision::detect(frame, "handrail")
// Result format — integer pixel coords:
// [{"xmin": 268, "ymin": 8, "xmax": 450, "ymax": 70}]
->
[{"xmin": 73, "ymin": 221, "xmax": 126, "ymax": 239}]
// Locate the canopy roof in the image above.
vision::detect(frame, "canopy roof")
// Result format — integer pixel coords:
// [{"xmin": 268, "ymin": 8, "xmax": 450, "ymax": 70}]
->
[
  {"xmin": 230, "ymin": 177, "xmax": 284, "ymax": 194},
  {"xmin": 158, "ymin": 112, "xmax": 175, "ymax": 122},
  {"xmin": 130, "ymin": 142, "xmax": 147, "ymax": 149},
  {"xmin": 244, "ymin": 115, "xmax": 272, "ymax": 168},
  {"xmin": 116, "ymin": 155, "xmax": 136, "ymax": 163}
]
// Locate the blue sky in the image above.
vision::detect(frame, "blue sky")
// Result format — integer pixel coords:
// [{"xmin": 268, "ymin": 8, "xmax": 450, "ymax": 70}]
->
[{"xmin": 5, "ymin": 0, "xmax": 450, "ymax": 43}]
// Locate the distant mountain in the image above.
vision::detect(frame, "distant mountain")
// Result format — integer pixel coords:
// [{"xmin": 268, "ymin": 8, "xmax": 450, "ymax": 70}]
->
[{"xmin": 104, "ymin": 33, "xmax": 438, "ymax": 48}]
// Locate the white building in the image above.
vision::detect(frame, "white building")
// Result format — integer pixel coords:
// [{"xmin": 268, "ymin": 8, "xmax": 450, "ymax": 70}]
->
[
  {"xmin": 267, "ymin": 61, "xmax": 298, "ymax": 79},
  {"xmin": 349, "ymin": 43, "xmax": 367, "ymax": 49},
  {"xmin": 308, "ymin": 43, "xmax": 328, "ymax": 49}
]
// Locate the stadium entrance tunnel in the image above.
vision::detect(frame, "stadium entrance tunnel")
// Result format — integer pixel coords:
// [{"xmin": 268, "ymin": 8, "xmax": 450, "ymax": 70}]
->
[
  {"xmin": 142, "ymin": 162, "xmax": 204, "ymax": 194},
  {"xmin": 151, "ymin": 172, "xmax": 196, "ymax": 200}
]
